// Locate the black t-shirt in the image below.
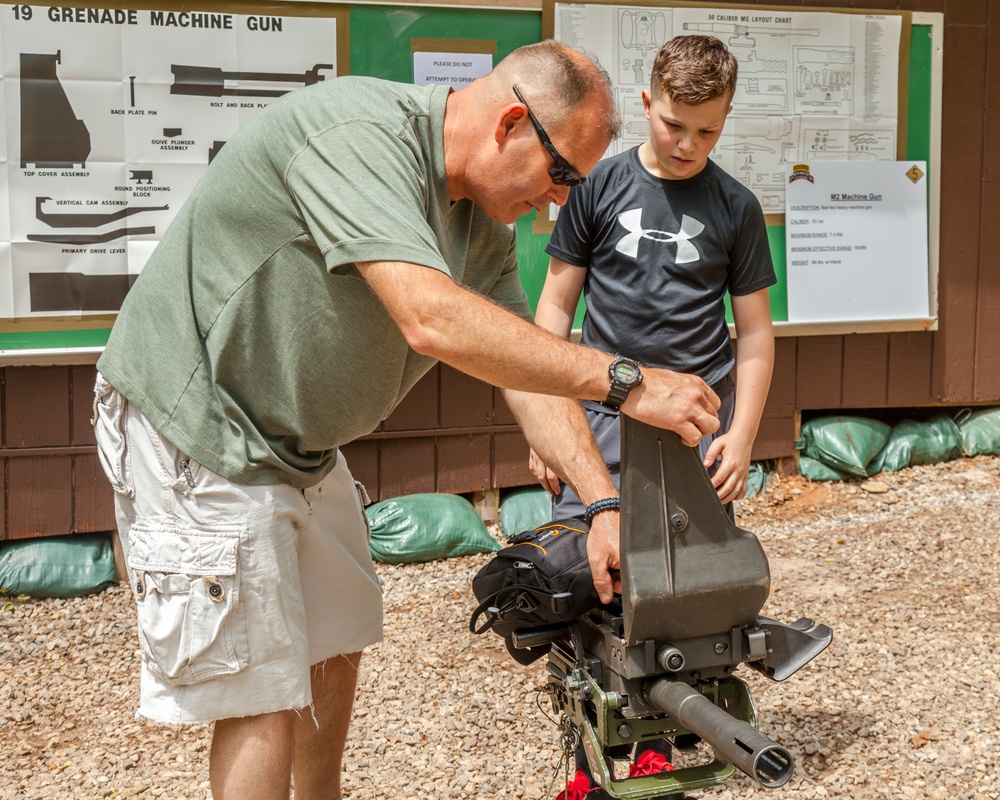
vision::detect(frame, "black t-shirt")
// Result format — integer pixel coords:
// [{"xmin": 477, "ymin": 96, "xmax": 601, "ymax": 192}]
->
[{"xmin": 546, "ymin": 148, "xmax": 775, "ymax": 393}]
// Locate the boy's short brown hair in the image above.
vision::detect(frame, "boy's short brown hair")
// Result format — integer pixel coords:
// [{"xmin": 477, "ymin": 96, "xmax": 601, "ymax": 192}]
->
[{"xmin": 650, "ymin": 35, "xmax": 738, "ymax": 105}]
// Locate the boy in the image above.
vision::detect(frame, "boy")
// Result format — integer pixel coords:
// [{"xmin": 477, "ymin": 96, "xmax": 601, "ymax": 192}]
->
[
  {"xmin": 533, "ymin": 34, "xmax": 775, "ymax": 521},
  {"xmin": 537, "ymin": 35, "xmax": 775, "ymax": 798}
]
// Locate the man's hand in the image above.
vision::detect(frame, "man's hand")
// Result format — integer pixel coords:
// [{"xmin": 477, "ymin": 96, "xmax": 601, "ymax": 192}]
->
[
  {"xmin": 528, "ymin": 447, "xmax": 562, "ymax": 495},
  {"xmin": 587, "ymin": 512, "xmax": 621, "ymax": 604},
  {"xmin": 622, "ymin": 368, "xmax": 721, "ymax": 446}
]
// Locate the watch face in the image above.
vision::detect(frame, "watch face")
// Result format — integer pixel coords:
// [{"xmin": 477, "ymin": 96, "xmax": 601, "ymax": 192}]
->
[{"xmin": 613, "ymin": 361, "xmax": 640, "ymax": 384}]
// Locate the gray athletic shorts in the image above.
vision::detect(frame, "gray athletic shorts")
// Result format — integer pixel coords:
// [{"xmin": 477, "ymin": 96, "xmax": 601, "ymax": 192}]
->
[{"xmin": 92, "ymin": 374, "xmax": 382, "ymax": 724}]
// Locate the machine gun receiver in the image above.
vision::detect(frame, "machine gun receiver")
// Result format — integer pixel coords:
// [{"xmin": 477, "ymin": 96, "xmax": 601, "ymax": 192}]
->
[{"xmin": 534, "ymin": 418, "xmax": 833, "ymax": 799}]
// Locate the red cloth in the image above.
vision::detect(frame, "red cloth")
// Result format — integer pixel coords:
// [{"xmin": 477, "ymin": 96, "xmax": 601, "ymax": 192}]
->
[
  {"xmin": 555, "ymin": 769, "xmax": 601, "ymax": 800},
  {"xmin": 628, "ymin": 749, "xmax": 675, "ymax": 777}
]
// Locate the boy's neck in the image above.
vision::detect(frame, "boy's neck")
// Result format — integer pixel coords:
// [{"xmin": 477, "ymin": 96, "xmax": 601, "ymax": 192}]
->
[{"xmin": 637, "ymin": 140, "xmax": 709, "ymax": 181}]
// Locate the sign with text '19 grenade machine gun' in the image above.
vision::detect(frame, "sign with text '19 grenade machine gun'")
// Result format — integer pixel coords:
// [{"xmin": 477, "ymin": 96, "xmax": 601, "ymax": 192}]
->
[{"xmin": 487, "ymin": 418, "xmax": 833, "ymax": 799}]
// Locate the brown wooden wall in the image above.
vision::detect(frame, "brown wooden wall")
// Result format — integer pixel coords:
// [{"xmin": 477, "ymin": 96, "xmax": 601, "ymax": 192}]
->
[
  {"xmin": 2, "ymin": 0, "xmax": 998, "ymax": 539},
  {"xmin": 0, "ymin": 363, "xmax": 536, "ymax": 539},
  {"xmin": 340, "ymin": 365, "xmax": 536, "ymax": 501},
  {"xmin": 0, "ymin": 365, "xmax": 116, "ymax": 540}
]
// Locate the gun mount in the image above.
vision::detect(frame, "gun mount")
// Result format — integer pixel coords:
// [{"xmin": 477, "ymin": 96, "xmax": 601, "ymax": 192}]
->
[{"xmin": 519, "ymin": 418, "xmax": 832, "ymax": 799}]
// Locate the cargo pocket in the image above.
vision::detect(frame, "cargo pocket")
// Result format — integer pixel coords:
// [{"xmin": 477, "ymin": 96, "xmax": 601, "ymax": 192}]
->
[
  {"xmin": 92, "ymin": 374, "xmax": 133, "ymax": 497},
  {"xmin": 127, "ymin": 520, "xmax": 249, "ymax": 686}
]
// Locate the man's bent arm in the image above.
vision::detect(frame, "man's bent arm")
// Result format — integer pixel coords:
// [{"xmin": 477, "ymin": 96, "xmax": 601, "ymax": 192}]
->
[
  {"xmin": 503, "ymin": 388, "xmax": 620, "ymax": 603},
  {"xmin": 356, "ymin": 260, "xmax": 721, "ymax": 444},
  {"xmin": 528, "ymin": 257, "xmax": 588, "ymax": 492}
]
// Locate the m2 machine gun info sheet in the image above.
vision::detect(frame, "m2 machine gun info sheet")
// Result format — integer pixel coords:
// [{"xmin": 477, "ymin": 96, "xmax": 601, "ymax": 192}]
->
[{"xmin": 785, "ymin": 160, "xmax": 928, "ymax": 324}]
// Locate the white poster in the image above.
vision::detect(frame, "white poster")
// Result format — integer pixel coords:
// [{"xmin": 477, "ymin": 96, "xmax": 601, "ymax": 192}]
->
[
  {"xmin": 554, "ymin": 4, "xmax": 903, "ymax": 214},
  {"xmin": 413, "ymin": 51, "xmax": 493, "ymax": 89},
  {"xmin": 1, "ymin": 4, "xmax": 337, "ymax": 321},
  {"xmin": 785, "ymin": 160, "xmax": 929, "ymax": 323}
]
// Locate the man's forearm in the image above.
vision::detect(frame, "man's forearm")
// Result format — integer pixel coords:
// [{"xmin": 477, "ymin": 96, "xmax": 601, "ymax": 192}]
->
[
  {"xmin": 503, "ymin": 389, "xmax": 616, "ymax": 505},
  {"xmin": 357, "ymin": 260, "xmax": 721, "ymax": 443},
  {"xmin": 358, "ymin": 260, "xmax": 611, "ymax": 400},
  {"xmin": 505, "ymin": 388, "xmax": 624, "ymax": 603}
]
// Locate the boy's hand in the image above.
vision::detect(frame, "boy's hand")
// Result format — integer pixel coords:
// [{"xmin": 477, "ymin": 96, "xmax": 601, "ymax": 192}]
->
[
  {"xmin": 528, "ymin": 447, "xmax": 562, "ymax": 495},
  {"xmin": 586, "ymin": 512, "xmax": 621, "ymax": 604},
  {"xmin": 703, "ymin": 431, "xmax": 753, "ymax": 505}
]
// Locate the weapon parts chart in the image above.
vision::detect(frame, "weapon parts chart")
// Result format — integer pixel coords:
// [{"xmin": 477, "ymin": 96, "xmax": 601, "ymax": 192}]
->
[
  {"xmin": 0, "ymin": 4, "xmax": 338, "ymax": 322},
  {"xmin": 554, "ymin": 4, "xmax": 904, "ymax": 216}
]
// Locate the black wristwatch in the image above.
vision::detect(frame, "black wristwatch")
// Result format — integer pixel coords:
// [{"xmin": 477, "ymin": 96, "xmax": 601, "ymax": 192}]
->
[{"xmin": 602, "ymin": 356, "xmax": 642, "ymax": 411}]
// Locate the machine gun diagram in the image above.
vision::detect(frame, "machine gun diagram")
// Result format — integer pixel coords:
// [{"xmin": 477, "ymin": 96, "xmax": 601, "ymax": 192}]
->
[
  {"xmin": 170, "ymin": 62, "xmax": 333, "ymax": 98},
  {"xmin": 618, "ymin": 10, "xmax": 668, "ymax": 85},
  {"xmin": 497, "ymin": 418, "xmax": 832, "ymax": 798},
  {"xmin": 795, "ymin": 47, "xmax": 856, "ymax": 115},
  {"xmin": 20, "ymin": 51, "xmax": 90, "ymax": 169}
]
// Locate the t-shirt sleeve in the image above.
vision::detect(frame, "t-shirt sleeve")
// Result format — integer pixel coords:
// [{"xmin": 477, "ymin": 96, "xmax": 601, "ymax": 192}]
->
[
  {"xmin": 284, "ymin": 120, "xmax": 450, "ymax": 276},
  {"xmin": 544, "ymin": 181, "xmax": 595, "ymax": 268},
  {"xmin": 728, "ymin": 197, "xmax": 777, "ymax": 296}
]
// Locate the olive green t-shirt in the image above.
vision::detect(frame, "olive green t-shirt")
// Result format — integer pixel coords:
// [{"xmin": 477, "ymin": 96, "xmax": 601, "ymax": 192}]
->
[{"xmin": 98, "ymin": 77, "xmax": 530, "ymax": 489}]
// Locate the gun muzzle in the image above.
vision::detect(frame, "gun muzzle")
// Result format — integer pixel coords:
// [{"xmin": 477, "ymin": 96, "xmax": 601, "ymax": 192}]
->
[{"xmin": 645, "ymin": 679, "xmax": 794, "ymax": 789}]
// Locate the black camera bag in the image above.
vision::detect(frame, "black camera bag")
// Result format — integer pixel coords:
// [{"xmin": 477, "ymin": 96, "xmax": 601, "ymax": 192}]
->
[{"xmin": 469, "ymin": 519, "xmax": 601, "ymax": 664}]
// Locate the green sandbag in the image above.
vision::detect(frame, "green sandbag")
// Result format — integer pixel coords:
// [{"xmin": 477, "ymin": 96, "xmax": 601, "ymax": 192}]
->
[
  {"xmin": 869, "ymin": 415, "xmax": 963, "ymax": 474},
  {"xmin": 797, "ymin": 416, "xmax": 891, "ymax": 477},
  {"xmin": 0, "ymin": 534, "xmax": 117, "ymax": 598},
  {"xmin": 798, "ymin": 455, "xmax": 852, "ymax": 482},
  {"xmin": 366, "ymin": 493, "xmax": 500, "ymax": 565},
  {"xmin": 498, "ymin": 487, "xmax": 552, "ymax": 540},
  {"xmin": 744, "ymin": 462, "xmax": 775, "ymax": 498},
  {"xmin": 958, "ymin": 407, "xmax": 1000, "ymax": 456}
]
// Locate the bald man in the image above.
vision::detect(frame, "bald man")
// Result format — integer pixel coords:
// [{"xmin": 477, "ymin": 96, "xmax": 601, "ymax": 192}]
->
[{"xmin": 93, "ymin": 41, "xmax": 720, "ymax": 800}]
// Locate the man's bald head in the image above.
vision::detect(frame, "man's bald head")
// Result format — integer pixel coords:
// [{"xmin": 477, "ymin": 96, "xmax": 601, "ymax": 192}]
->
[
  {"xmin": 482, "ymin": 41, "xmax": 621, "ymax": 142},
  {"xmin": 443, "ymin": 40, "xmax": 621, "ymax": 221}
]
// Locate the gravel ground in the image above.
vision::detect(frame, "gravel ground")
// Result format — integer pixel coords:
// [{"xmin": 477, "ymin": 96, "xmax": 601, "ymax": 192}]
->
[{"xmin": 3, "ymin": 455, "xmax": 1000, "ymax": 800}]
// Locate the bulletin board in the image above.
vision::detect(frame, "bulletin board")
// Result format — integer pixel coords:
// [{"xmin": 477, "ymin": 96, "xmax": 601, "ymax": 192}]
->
[
  {"xmin": 0, "ymin": 0, "xmax": 349, "ymax": 363},
  {"xmin": 0, "ymin": 1, "xmax": 941, "ymax": 364},
  {"xmin": 540, "ymin": 1, "xmax": 941, "ymax": 337}
]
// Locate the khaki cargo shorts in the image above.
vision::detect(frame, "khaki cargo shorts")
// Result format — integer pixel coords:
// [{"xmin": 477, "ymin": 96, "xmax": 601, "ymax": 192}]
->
[{"xmin": 93, "ymin": 374, "xmax": 383, "ymax": 724}]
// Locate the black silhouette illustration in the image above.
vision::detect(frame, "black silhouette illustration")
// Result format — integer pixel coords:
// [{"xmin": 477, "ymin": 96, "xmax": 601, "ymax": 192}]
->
[
  {"xmin": 20, "ymin": 51, "xmax": 91, "ymax": 168},
  {"xmin": 170, "ymin": 63, "xmax": 332, "ymax": 97},
  {"xmin": 35, "ymin": 197, "xmax": 168, "ymax": 228},
  {"xmin": 27, "ymin": 226, "xmax": 155, "ymax": 245},
  {"xmin": 30, "ymin": 272, "xmax": 138, "ymax": 312}
]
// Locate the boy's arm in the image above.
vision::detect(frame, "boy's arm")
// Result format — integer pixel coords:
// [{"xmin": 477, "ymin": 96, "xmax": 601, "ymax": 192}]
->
[
  {"xmin": 529, "ymin": 258, "xmax": 589, "ymax": 494},
  {"xmin": 703, "ymin": 288, "xmax": 775, "ymax": 504},
  {"xmin": 535, "ymin": 257, "xmax": 588, "ymax": 339}
]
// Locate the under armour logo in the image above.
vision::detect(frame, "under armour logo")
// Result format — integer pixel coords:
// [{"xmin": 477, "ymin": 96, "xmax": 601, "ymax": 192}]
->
[{"xmin": 615, "ymin": 208, "xmax": 705, "ymax": 263}]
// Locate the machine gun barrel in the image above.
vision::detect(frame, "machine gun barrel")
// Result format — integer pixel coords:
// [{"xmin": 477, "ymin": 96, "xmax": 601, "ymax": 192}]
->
[{"xmin": 645, "ymin": 679, "xmax": 793, "ymax": 789}]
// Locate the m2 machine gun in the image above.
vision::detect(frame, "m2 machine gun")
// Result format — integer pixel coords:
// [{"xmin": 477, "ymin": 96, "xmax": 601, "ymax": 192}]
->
[{"xmin": 507, "ymin": 418, "xmax": 833, "ymax": 799}]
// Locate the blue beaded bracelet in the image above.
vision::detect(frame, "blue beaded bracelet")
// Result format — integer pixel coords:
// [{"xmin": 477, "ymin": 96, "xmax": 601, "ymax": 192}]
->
[{"xmin": 583, "ymin": 497, "xmax": 621, "ymax": 525}]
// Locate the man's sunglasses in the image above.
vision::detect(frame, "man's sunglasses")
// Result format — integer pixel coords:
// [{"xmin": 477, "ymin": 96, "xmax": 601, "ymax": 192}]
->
[{"xmin": 512, "ymin": 85, "xmax": 586, "ymax": 187}]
